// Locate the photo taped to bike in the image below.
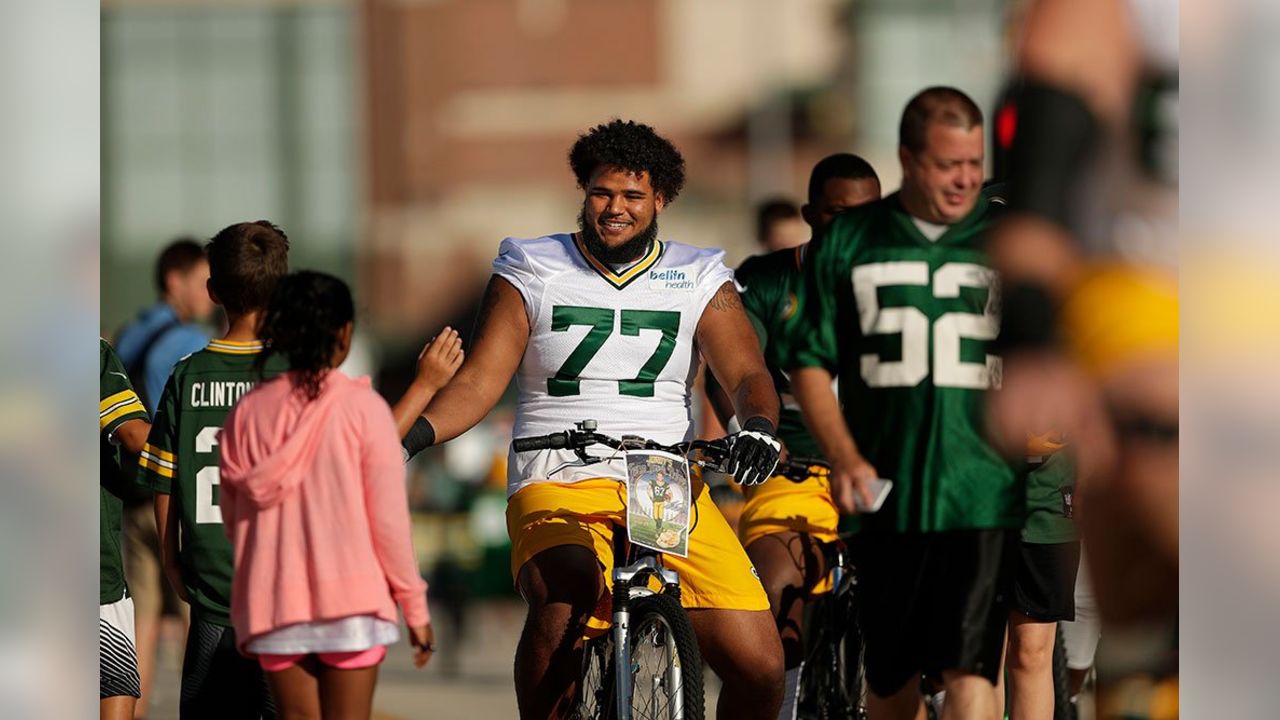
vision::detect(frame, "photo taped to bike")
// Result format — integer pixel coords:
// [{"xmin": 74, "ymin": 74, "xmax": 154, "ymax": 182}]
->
[{"xmin": 626, "ymin": 450, "xmax": 692, "ymax": 558}]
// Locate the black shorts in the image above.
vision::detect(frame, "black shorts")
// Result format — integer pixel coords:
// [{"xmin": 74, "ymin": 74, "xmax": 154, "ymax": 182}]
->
[
  {"xmin": 1010, "ymin": 540, "xmax": 1081, "ymax": 622},
  {"xmin": 180, "ymin": 613, "xmax": 275, "ymax": 720},
  {"xmin": 852, "ymin": 529, "xmax": 1017, "ymax": 697}
]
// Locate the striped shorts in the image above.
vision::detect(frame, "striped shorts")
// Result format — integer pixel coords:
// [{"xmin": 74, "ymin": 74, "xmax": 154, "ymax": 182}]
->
[
  {"xmin": 181, "ymin": 613, "xmax": 276, "ymax": 719},
  {"xmin": 99, "ymin": 596, "xmax": 141, "ymax": 699}
]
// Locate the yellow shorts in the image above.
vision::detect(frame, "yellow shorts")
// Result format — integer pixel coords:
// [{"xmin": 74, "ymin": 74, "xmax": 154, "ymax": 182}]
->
[
  {"xmin": 506, "ymin": 478, "xmax": 770, "ymax": 619},
  {"xmin": 738, "ymin": 473, "xmax": 840, "ymax": 594},
  {"xmin": 1061, "ymin": 264, "xmax": 1178, "ymax": 378}
]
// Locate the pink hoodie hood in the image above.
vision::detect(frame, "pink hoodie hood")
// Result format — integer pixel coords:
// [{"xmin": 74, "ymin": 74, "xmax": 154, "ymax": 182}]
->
[{"xmin": 220, "ymin": 370, "xmax": 371, "ymax": 509}]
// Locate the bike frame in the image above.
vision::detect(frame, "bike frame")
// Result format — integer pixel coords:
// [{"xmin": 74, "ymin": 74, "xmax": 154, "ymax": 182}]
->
[
  {"xmin": 515, "ymin": 421, "xmax": 727, "ymax": 720},
  {"xmin": 611, "ymin": 551, "xmax": 684, "ymax": 720}
]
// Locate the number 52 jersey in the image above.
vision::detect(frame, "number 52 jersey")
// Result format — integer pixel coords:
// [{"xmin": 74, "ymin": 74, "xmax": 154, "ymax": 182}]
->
[
  {"xmin": 136, "ymin": 340, "xmax": 288, "ymax": 625},
  {"xmin": 782, "ymin": 193, "xmax": 1020, "ymax": 534},
  {"xmin": 494, "ymin": 232, "xmax": 733, "ymax": 496}
]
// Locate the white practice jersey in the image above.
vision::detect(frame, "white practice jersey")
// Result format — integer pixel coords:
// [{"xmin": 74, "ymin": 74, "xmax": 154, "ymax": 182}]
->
[{"xmin": 494, "ymin": 232, "xmax": 734, "ymax": 496}]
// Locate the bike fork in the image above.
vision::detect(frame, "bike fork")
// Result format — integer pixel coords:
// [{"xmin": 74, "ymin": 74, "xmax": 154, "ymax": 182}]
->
[{"xmin": 613, "ymin": 584, "xmax": 632, "ymax": 720}]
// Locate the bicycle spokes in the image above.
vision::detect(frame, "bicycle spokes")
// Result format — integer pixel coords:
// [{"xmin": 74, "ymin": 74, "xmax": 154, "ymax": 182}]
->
[{"xmin": 630, "ymin": 614, "xmax": 683, "ymax": 720}]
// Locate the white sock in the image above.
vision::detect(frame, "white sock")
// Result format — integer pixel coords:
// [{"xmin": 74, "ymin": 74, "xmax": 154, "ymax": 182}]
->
[
  {"xmin": 778, "ymin": 665, "xmax": 802, "ymax": 720},
  {"xmin": 931, "ymin": 689, "xmax": 946, "ymax": 717}
]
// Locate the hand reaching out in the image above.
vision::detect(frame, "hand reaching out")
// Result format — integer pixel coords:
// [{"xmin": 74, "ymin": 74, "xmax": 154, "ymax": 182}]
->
[
  {"xmin": 392, "ymin": 327, "xmax": 465, "ymax": 438},
  {"xmin": 415, "ymin": 327, "xmax": 464, "ymax": 393}
]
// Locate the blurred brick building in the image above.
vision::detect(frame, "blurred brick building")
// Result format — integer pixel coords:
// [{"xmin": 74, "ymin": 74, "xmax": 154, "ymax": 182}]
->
[
  {"xmin": 101, "ymin": 0, "xmax": 1006, "ymax": 343},
  {"xmin": 359, "ymin": 0, "xmax": 852, "ymax": 335}
]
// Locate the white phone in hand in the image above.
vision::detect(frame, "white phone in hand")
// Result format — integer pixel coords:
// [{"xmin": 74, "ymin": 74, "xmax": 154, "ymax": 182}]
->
[{"xmin": 853, "ymin": 478, "xmax": 894, "ymax": 513}]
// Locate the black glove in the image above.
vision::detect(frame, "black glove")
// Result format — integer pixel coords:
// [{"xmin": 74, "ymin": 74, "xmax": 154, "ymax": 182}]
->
[{"xmin": 727, "ymin": 417, "xmax": 781, "ymax": 486}]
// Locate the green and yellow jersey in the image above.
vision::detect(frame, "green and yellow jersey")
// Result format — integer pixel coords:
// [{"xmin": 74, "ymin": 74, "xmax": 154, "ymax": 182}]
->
[
  {"xmin": 1024, "ymin": 433, "xmax": 1077, "ymax": 545},
  {"xmin": 782, "ymin": 193, "xmax": 1021, "ymax": 534},
  {"xmin": 137, "ymin": 339, "xmax": 288, "ymax": 625},
  {"xmin": 100, "ymin": 339, "xmax": 149, "ymax": 605},
  {"xmin": 735, "ymin": 247, "xmax": 822, "ymax": 460}
]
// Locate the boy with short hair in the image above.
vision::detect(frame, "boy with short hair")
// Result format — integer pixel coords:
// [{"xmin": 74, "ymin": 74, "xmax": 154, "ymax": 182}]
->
[{"xmin": 138, "ymin": 221, "xmax": 290, "ymax": 719}]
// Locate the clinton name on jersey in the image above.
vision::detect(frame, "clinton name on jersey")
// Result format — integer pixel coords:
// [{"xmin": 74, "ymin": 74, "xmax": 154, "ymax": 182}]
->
[{"xmin": 494, "ymin": 232, "xmax": 733, "ymax": 495}]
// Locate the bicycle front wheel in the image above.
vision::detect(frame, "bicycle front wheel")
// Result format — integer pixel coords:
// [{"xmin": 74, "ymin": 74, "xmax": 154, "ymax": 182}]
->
[{"xmin": 627, "ymin": 592, "xmax": 705, "ymax": 720}]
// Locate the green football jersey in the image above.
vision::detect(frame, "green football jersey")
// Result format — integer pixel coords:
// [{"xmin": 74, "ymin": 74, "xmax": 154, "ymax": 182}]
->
[
  {"xmin": 100, "ymin": 339, "xmax": 150, "ymax": 605},
  {"xmin": 783, "ymin": 192, "xmax": 1021, "ymax": 534},
  {"xmin": 1023, "ymin": 451, "xmax": 1077, "ymax": 544},
  {"xmin": 736, "ymin": 247, "xmax": 822, "ymax": 459},
  {"xmin": 137, "ymin": 339, "xmax": 288, "ymax": 624}
]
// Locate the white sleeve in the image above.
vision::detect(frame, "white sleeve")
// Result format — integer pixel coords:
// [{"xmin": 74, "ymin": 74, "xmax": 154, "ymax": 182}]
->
[
  {"xmin": 693, "ymin": 249, "xmax": 735, "ymax": 319},
  {"xmin": 491, "ymin": 238, "xmax": 541, "ymax": 326}
]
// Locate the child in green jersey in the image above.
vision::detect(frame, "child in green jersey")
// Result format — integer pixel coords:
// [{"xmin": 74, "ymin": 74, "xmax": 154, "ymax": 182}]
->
[
  {"xmin": 100, "ymin": 339, "xmax": 151, "ymax": 720},
  {"xmin": 139, "ymin": 221, "xmax": 290, "ymax": 719}
]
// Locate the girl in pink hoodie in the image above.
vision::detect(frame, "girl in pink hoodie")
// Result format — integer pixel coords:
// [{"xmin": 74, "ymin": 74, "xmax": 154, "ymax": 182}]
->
[{"xmin": 219, "ymin": 271, "xmax": 462, "ymax": 718}]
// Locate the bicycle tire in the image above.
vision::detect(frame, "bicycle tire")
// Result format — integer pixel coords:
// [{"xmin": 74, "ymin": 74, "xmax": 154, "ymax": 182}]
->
[
  {"xmin": 798, "ymin": 590, "xmax": 865, "ymax": 720},
  {"xmin": 1052, "ymin": 624, "xmax": 1076, "ymax": 720},
  {"xmin": 626, "ymin": 592, "xmax": 705, "ymax": 720},
  {"xmin": 572, "ymin": 632, "xmax": 617, "ymax": 720}
]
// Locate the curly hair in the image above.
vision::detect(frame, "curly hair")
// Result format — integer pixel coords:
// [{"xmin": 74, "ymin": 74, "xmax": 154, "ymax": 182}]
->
[
  {"xmin": 256, "ymin": 271, "xmax": 354, "ymax": 402},
  {"xmin": 568, "ymin": 119, "xmax": 686, "ymax": 203}
]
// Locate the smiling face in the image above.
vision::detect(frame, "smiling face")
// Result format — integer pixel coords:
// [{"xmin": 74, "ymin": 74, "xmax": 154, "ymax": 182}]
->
[
  {"xmin": 579, "ymin": 165, "xmax": 665, "ymax": 264},
  {"xmin": 900, "ymin": 123, "xmax": 985, "ymax": 224}
]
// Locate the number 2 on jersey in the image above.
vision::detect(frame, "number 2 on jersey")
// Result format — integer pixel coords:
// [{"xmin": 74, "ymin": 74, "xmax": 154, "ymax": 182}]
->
[
  {"xmin": 194, "ymin": 426, "xmax": 222, "ymax": 524},
  {"xmin": 548, "ymin": 305, "xmax": 680, "ymax": 397}
]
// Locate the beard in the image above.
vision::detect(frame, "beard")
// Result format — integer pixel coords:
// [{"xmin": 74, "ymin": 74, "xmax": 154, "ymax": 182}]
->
[{"xmin": 578, "ymin": 207, "xmax": 659, "ymax": 265}]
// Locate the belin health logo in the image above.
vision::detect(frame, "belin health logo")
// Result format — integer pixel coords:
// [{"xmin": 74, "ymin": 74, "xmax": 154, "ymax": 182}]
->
[{"xmin": 648, "ymin": 268, "xmax": 694, "ymax": 291}]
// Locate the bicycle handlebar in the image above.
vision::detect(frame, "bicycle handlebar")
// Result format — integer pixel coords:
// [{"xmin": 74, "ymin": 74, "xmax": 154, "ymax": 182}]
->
[
  {"xmin": 775, "ymin": 456, "xmax": 832, "ymax": 482},
  {"xmin": 511, "ymin": 432, "xmax": 571, "ymax": 453},
  {"xmin": 512, "ymin": 421, "xmax": 732, "ymax": 469}
]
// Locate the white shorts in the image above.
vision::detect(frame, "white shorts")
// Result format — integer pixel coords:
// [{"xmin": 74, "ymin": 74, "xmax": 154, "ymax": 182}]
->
[
  {"xmin": 99, "ymin": 595, "xmax": 141, "ymax": 698},
  {"xmin": 246, "ymin": 614, "xmax": 400, "ymax": 655}
]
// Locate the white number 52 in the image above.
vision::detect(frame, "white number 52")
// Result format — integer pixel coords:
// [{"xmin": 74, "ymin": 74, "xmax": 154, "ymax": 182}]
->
[{"xmin": 852, "ymin": 261, "xmax": 1000, "ymax": 390}]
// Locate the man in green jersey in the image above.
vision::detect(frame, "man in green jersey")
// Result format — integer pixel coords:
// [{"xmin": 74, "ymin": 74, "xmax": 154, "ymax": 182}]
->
[
  {"xmin": 783, "ymin": 87, "xmax": 1017, "ymax": 720},
  {"xmin": 711, "ymin": 154, "xmax": 881, "ymax": 719},
  {"xmin": 100, "ymin": 339, "xmax": 151, "ymax": 719},
  {"xmin": 138, "ymin": 221, "xmax": 289, "ymax": 719}
]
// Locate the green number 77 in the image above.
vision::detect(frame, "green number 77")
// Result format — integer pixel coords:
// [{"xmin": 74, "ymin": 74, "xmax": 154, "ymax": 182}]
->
[{"xmin": 548, "ymin": 305, "xmax": 681, "ymax": 398}]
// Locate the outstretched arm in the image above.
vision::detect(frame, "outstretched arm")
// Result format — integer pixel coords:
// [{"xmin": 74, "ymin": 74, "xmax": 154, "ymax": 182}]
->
[
  {"xmin": 393, "ymin": 327, "xmax": 464, "ymax": 437},
  {"xmin": 417, "ymin": 276, "xmax": 529, "ymax": 446},
  {"xmin": 697, "ymin": 282, "xmax": 779, "ymax": 431}
]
